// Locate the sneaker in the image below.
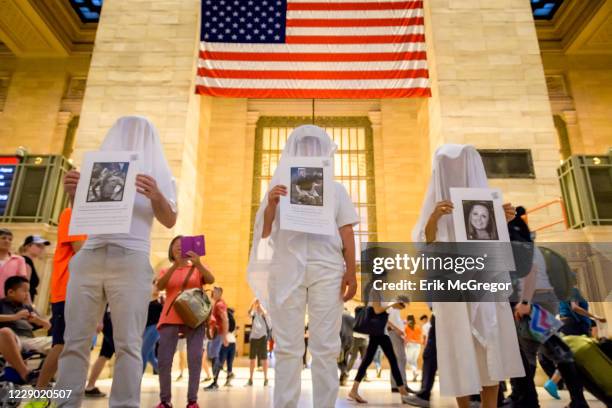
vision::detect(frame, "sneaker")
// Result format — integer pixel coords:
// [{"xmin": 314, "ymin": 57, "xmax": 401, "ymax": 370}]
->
[
  {"xmin": 263, "ymin": 379, "xmax": 269, "ymax": 386},
  {"xmin": 22, "ymin": 400, "xmax": 50, "ymax": 408},
  {"xmin": 186, "ymin": 402, "xmax": 199, "ymax": 408},
  {"xmin": 84, "ymin": 387, "xmax": 106, "ymax": 398},
  {"xmin": 200, "ymin": 376, "xmax": 212, "ymax": 383},
  {"xmin": 402, "ymin": 394, "xmax": 430, "ymax": 407},
  {"xmin": 544, "ymin": 379, "xmax": 561, "ymax": 400},
  {"xmin": 227, "ymin": 372, "xmax": 235, "ymax": 380},
  {"xmin": 246, "ymin": 379, "xmax": 253, "ymax": 386},
  {"xmin": 154, "ymin": 402, "xmax": 172, "ymax": 408},
  {"xmin": 224, "ymin": 378, "xmax": 232, "ymax": 387},
  {"xmin": 204, "ymin": 382, "xmax": 219, "ymax": 391}
]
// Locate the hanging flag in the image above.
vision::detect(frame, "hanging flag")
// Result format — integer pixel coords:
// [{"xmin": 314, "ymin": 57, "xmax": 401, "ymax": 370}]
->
[{"xmin": 196, "ymin": 0, "xmax": 431, "ymax": 98}]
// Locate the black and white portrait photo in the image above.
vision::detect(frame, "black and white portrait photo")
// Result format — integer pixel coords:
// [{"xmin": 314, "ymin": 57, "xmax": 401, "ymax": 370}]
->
[
  {"xmin": 86, "ymin": 162, "xmax": 129, "ymax": 203},
  {"xmin": 290, "ymin": 167, "xmax": 324, "ymax": 206},
  {"xmin": 462, "ymin": 200, "xmax": 499, "ymax": 240}
]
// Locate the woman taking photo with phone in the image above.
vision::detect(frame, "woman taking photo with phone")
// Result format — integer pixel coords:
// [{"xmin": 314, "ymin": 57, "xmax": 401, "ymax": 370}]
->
[{"xmin": 155, "ymin": 235, "xmax": 214, "ymax": 408}]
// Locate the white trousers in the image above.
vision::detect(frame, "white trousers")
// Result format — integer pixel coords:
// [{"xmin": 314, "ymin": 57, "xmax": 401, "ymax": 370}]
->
[
  {"xmin": 54, "ymin": 245, "xmax": 152, "ymax": 408},
  {"xmin": 269, "ymin": 264, "xmax": 343, "ymax": 408},
  {"xmin": 405, "ymin": 342, "xmax": 421, "ymax": 371}
]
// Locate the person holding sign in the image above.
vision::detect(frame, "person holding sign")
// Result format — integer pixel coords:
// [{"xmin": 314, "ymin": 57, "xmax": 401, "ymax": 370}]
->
[
  {"xmin": 408, "ymin": 145, "xmax": 523, "ymax": 408},
  {"xmin": 55, "ymin": 116, "xmax": 177, "ymax": 408},
  {"xmin": 248, "ymin": 125, "xmax": 359, "ymax": 408}
]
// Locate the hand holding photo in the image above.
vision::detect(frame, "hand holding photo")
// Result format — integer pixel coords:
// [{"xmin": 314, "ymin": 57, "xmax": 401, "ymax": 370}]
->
[
  {"xmin": 279, "ymin": 156, "xmax": 335, "ymax": 236},
  {"xmin": 69, "ymin": 151, "xmax": 141, "ymax": 236},
  {"xmin": 449, "ymin": 188, "xmax": 510, "ymax": 243}
]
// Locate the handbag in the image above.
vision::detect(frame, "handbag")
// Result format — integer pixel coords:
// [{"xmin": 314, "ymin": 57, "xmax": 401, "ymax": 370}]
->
[
  {"xmin": 353, "ymin": 305, "xmax": 388, "ymax": 336},
  {"xmin": 166, "ymin": 266, "xmax": 212, "ymax": 329}
]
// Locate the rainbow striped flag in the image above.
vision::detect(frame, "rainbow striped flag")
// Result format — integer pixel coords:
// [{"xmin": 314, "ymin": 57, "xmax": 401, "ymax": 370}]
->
[{"xmin": 529, "ymin": 303, "xmax": 563, "ymax": 343}]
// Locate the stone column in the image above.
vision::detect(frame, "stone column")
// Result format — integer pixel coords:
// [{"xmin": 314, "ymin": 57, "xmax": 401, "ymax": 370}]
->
[
  {"xmin": 424, "ymin": 0, "xmax": 563, "ymax": 233},
  {"xmin": 561, "ymin": 110, "xmax": 583, "ymax": 155},
  {"xmin": 72, "ymin": 0, "xmax": 202, "ymax": 263},
  {"xmin": 51, "ymin": 111, "xmax": 73, "ymax": 155}
]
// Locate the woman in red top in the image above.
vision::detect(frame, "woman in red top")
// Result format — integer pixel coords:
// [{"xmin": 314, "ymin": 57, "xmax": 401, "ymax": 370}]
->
[{"xmin": 155, "ymin": 236, "xmax": 214, "ymax": 408}]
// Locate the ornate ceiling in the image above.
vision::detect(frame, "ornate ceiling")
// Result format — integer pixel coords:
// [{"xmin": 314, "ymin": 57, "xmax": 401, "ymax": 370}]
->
[
  {"xmin": 535, "ymin": 0, "xmax": 612, "ymax": 54},
  {"xmin": 0, "ymin": 0, "xmax": 96, "ymax": 56}
]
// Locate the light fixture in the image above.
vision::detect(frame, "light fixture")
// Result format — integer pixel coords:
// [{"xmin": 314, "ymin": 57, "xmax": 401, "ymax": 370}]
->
[
  {"xmin": 593, "ymin": 157, "xmax": 601, "ymax": 165},
  {"xmin": 34, "ymin": 157, "xmax": 43, "ymax": 165},
  {"xmin": 15, "ymin": 146, "xmax": 27, "ymax": 158}
]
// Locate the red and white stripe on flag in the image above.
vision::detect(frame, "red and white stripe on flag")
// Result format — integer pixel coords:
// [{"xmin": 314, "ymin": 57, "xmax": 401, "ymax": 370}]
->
[{"xmin": 196, "ymin": 0, "xmax": 431, "ymax": 99}]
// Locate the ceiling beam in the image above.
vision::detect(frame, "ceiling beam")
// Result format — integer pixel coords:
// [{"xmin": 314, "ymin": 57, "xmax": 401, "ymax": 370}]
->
[{"xmin": 0, "ymin": 0, "xmax": 70, "ymax": 57}]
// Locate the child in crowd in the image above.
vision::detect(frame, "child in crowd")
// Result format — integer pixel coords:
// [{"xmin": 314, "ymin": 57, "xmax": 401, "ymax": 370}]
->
[{"xmin": 0, "ymin": 276, "xmax": 51, "ymax": 384}]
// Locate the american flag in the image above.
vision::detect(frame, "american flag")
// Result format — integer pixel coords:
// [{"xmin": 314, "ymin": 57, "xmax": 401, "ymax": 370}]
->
[{"xmin": 196, "ymin": 0, "xmax": 431, "ymax": 98}]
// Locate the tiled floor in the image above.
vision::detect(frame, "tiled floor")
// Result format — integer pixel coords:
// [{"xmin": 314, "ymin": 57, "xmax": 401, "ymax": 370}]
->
[{"xmin": 65, "ymin": 366, "xmax": 605, "ymax": 408}]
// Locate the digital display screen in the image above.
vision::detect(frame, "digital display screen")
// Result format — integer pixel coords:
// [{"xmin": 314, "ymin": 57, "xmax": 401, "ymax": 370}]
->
[{"xmin": 0, "ymin": 157, "xmax": 19, "ymax": 216}]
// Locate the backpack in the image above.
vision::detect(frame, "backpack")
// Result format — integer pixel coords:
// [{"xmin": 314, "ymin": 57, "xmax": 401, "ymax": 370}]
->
[
  {"xmin": 538, "ymin": 246, "xmax": 576, "ymax": 301},
  {"xmin": 227, "ymin": 308, "xmax": 236, "ymax": 332}
]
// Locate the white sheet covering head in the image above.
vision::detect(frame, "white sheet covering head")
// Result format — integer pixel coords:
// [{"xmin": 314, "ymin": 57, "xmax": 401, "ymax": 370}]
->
[
  {"xmin": 411, "ymin": 144, "xmax": 524, "ymax": 396},
  {"xmin": 247, "ymin": 125, "xmax": 336, "ymax": 309},
  {"xmin": 100, "ymin": 115, "xmax": 177, "ymax": 210},
  {"xmin": 412, "ymin": 144, "xmax": 488, "ymax": 242}
]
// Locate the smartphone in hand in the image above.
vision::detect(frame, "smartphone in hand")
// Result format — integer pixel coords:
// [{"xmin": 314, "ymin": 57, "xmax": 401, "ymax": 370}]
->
[{"xmin": 180, "ymin": 235, "xmax": 205, "ymax": 259}]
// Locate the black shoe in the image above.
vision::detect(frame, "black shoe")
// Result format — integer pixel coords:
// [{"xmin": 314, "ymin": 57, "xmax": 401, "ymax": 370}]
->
[
  {"xmin": 227, "ymin": 372, "xmax": 235, "ymax": 380},
  {"xmin": 263, "ymin": 379, "xmax": 269, "ymax": 386},
  {"xmin": 204, "ymin": 382, "xmax": 219, "ymax": 391},
  {"xmin": 391, "ymin": 387, "xmax": 399, "ymax": 393},
  {"xmin": 84, "ymin": 387, "xmax": 106, "ymax": 398}
]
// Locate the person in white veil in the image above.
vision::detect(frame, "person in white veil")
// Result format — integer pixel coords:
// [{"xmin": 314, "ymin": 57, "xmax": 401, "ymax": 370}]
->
[
  {"xmin": 408, "ymin": 145, "xmax": 524, "ymax": 408},
  {"xmin": 55, "ymin": 116, "xmax": 177, "ymax": 408},
  {"xmin": 247, "ymin": 125, "xmax": 360, "ymax": 408}
]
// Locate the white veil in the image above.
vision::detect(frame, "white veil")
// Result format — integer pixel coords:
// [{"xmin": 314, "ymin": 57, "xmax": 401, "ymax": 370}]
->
[
  {"xmin": 100, "ymin": 115, "xmax": 177, "ymax": 210},
  {"xmin": 247, "ymin": 125, "xmax": 337, "ymax": 309},
  {"xmin": 412, "ymin": 144, "xmax": 488, "ymax": 242},
  {"xmin": 412, "ymin": 144, "xmax": 511, "ymax": 391}
]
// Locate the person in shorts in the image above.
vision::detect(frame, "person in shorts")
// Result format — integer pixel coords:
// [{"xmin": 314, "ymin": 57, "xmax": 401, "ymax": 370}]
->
[
  {"xmin": 203, "ymin": 287, "xmax": 228, "ymax": 391},
  {"xmin": 247, "ymin": 299, "xmax": 271, "ymax": 386},
  {"xmin": 0, "ymin": 276, "xmax": 51, "ymax": 384},
  {"xmin": 35, "ymin": 207, "xmax": 86, "ymax": 389}
]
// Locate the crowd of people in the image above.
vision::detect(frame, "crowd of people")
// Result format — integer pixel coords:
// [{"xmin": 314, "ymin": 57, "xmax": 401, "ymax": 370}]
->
[{"xmin": 0, "ymin": 118, "xmax": 609, "ymax": 408}]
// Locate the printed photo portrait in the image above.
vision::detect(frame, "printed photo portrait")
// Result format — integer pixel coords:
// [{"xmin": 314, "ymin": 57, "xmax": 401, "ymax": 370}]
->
[
  {"xmin": 290, "ymin": 166, "xmax": 324, "ymax": 206},
  {"xmin": 462, "ymin": 200, "xmax": 499, "ymax": 241},
  {"xmin": 86, "ymin": 162, "xmax": 129, "ymax": 203}
]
